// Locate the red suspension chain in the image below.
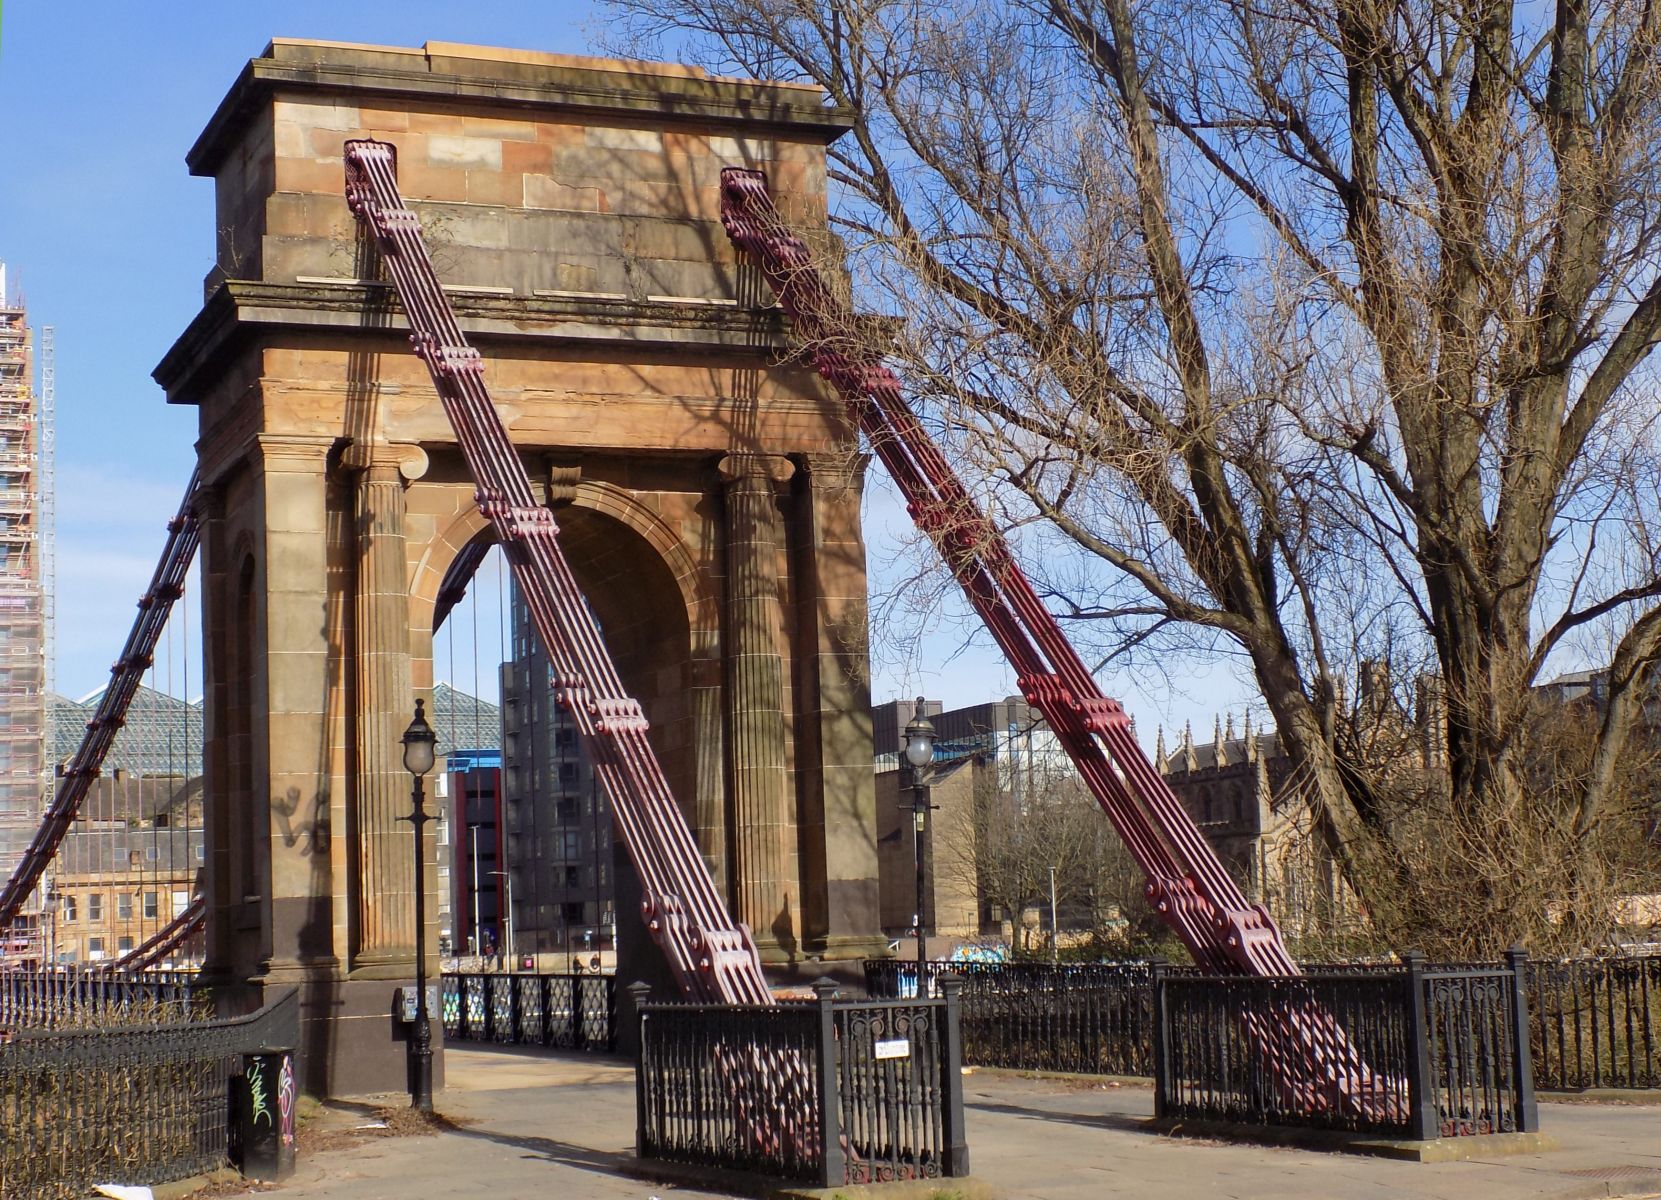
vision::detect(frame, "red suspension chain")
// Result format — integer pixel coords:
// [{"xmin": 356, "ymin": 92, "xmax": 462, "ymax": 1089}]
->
[
  {"xmin": 0, "ymin": 469, "xmax": 203, "ymax": 943},
  {"xmin": 717, "ymin": 168, "xmax": 1296, "ymax": 979},
  {"xmin": 715, "ymin": 168, "xmax": 1407, "ymax": 1123},
  {"xmin": 344, "ymin": 140, "xmax": 771, "ymax": 1006}
]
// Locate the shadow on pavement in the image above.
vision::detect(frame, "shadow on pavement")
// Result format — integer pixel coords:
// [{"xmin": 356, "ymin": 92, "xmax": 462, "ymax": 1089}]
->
[
  {"xmin": 966, "ymin": 1098, "xmax": 1151, "ymax": 1135},
  {"xmin": 442, "ymin": 1121, "xmax": 638, "ymax": 1180}
]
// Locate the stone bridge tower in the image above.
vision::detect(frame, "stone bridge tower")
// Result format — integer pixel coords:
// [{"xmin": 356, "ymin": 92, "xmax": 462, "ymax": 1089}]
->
[{"xmin": 153, "ymin": 39, "xmax": 882, "ymax": 1095}]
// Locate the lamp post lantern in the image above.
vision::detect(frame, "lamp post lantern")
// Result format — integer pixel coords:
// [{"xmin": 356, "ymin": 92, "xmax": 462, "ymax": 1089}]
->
[
  {"xmin": 903, "ymin": 697, "xmax": 936, "ymax": 995},
  {"xmin": 400, "ymin": 699, "xmax": 438, "ymax": 1113}
]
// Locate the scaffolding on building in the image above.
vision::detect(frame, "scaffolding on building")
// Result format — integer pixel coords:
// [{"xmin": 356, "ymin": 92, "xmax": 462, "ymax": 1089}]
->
[{"xmin": 0, "ymin": 264, "xmax": 47, "ymax": 948}]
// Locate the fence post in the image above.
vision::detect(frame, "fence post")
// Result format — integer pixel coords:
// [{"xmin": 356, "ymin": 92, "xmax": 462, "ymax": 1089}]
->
[
  {"xmin": 1149, "ymin": 959, "xmax": 1168, "ymax": 1119},
  {"xmin": 1505, "ymin": 945, "xmax": 1540, "ymax": 1133},
  {"xmin": 628, "ymin": 981, "xmax": 652, "ymax": 1159},
  {"xmin": 1403, "ymin": 951, "xmax": 1438, "ymax": 1141},
  {"xmin": 938, "ymin": 973, "xmax": 972, "ymax": 1177},
  {"xmin": 813, "ymin": 977, "xmax": 846, "ymax": 1188}
]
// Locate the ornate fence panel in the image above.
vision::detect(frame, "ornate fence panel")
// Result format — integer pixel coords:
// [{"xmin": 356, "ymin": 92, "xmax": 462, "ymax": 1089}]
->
[
  {"xmin": 0, "ymin": 968, "xmax": 209, "ymax": 1031},
  {"xmin": 1154, "ymin": 954, "xmax": 1537, "ymax": 1139},
  {"xmin": 1155, "ymin": 968, "xmax": 1417, "ymax": 1136},
  {"xmin": 635, "ymin": 994, "xmax": 824, "ymax": 1183},
  {"xmin": 1423, "ymin": 955, "xmax": 1538, "ymax": 1135},
  {"xmin": 440, "ymin": 972, "xmax": 616, "ymax": 1052},
  {"xmin": 835, "ymin": 987, "xmax": 970, "ymax": 1184},
  {"xmin": 1529, "ymin": 953, "xmax": 1660, "ymax": 1090},
  {"xmin": 635, "ymin": 979, "xmax": 970, "ymax": 1188},
  {"xmin": 0, "ymin": 988, "xmax": 298, "ymax": 1199}
]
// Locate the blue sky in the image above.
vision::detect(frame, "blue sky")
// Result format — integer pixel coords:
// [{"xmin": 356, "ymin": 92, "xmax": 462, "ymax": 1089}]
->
[{"xmin": 0, "ymin": 2, "xmax": 1251, "ymax": 739}]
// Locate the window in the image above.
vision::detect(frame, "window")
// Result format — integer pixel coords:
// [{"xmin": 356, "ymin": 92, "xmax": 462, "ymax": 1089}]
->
[
  {"xmin": 87, "ymin": 893, "xmax": 103, "ymax": 921},
  {"xmin": 87, "ymin": 937, "xmax": 105, "ymax": 959},
  {"xmin": 142, "ymin": 892, "xmax": 158, "ymax": 919},
  {"xmin": 560, "ymin": 830, "xmax": 582, "ymax": 861},
  {"xmin": 117, "ymin": 893, "xmax": 133, "ymax": 920},
  {"xmin": 172, "ymin": 890, "xmax": 188, "ymax": 917},
  {"xmin": 118, "ymin": 936, "xmax": 135, "ymax": 954},
  {"xmin": 61, "ymin": 895, "xmax": 76, "ymax": 923},
  {"xmin": 145, "ymin": 845, "xmax": 159, "ymax": 861},
  {"xmin": 563, "ymin": 902, "xmax": 585, "ymax": 924},
  {"xmin": 564, "ymin": 866, "xmax": 581, "ymax": 889}
]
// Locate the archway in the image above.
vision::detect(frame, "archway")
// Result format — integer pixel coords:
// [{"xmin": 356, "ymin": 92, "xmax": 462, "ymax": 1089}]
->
[{"xmin": 416, "ymin": 488, "xmax": 720, "ymax": 988}]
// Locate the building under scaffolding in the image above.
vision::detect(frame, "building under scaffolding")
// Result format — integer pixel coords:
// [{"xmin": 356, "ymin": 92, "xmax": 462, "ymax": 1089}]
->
[{"xmin": 0, "ymin": 264, "xmax": 45, "ymax": 895}]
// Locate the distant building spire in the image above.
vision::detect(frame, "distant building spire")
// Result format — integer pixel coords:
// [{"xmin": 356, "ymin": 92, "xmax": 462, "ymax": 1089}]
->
[
  {"xmin": 1181, "ymin": 721, "xmax": 1198, "ymax": 771},
  {"xmin": 1155, "ymin": 725, "xmax": 1168, "ymax": 773},
  {"xmin": 1213, "ymin": 714, "xmax": 1227, "ymax": 766}
]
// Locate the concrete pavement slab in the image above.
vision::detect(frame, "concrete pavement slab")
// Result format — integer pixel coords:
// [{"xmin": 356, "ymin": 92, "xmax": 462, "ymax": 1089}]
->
[{"xmin": 262, "ymin": 1048, "xmax": 1661, "ymax": 1200}]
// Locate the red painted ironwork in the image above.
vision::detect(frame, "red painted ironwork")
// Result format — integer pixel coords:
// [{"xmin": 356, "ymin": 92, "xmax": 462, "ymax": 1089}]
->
[
  {"xmin": 718, "ymin": 169, "xmax": 1285, "ymax": 977},
  {"xmin": 0, "ymin": 469, "xmax": 202, "ymax": 941},
  {"xmin": 719, "ymin": 168, "xmax": 1392, "ymax": 1117},
  {"xmin": 111, "ymin": 890, "xmax": 205, "ymax": 972},
  {"xmin": 343, "ymin": 139, "xmax": 772, "ymax": 1006}
]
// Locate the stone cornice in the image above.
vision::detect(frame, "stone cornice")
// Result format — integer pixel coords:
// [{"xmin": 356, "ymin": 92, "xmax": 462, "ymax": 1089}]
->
[
  {"xmin": 153, "ymin": 279, "xmax": 796, "ymax": 404},
  {"xmin": 189, "ymin": 41, "xmax": 854, "ymax": 176}
]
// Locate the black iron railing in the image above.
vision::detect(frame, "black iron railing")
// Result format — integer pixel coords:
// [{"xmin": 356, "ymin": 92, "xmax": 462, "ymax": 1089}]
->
[
  {"xmin": 865, "ymin": 959, "xmax": 1154, "ymax": 1075},
  {"xmin": 634, "ymin": 979, "xmax": 970, "ymax": 1187},
  {"xmin": 440, "ymin": 971, "xmax": 615, "ymax": 1051},
  {"xmin": 1153, "ymin": 952, "xmax": 1538, "ymax": 1139},
  {"xmin": 1529, "ymin": 952, "xmax": 1660, "ymax": 1090},
  {"xmin": 834, "ymin": 989, "xmax": 969, "ymax": 1184},
  {"xmin": 0, "ymin": 988, "xmax": 298, "ymax": 1199},
  {"xmin": 872, "ymin": 952, "xmax": 1661, "ymax": 1095},
  {"xmin": 0, "ymin": 967, "xmax": 209, "ymax": 1031}
]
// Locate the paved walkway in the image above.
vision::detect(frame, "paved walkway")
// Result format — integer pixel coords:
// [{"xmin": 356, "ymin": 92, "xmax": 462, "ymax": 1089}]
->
[{"xmin": 267, "ymin": 1047, "xmax": 1661, "ymax": 1200}]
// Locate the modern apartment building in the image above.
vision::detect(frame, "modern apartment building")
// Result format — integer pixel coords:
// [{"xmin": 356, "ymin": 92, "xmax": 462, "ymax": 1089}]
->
[{"xmin": 500, "ymin": 586, "xmax": 614, "ymax": 966}]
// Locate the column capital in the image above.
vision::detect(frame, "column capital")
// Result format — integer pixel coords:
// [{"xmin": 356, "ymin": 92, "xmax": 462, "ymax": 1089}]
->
[
  {"xmin": 255, "ymin": 434, "xmax": 335, "ymax": 471},
  {"xmin": 799, "ymin": 450, "xmax": 870, "ymax": 492},
  {"xmin": 718, "ymin": 453, "xmax": 796, "ymax": 489},
  {"xmin": 350, "ymin": 440, "xmax": 429, "ymax": 484}
]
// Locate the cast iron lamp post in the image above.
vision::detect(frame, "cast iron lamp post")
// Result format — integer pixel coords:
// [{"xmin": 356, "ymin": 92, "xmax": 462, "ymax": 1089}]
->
[
  {"xmin": 903, "ymin": 697, "xmax": 936, "ymax": 996},
  {"xmin": 401, "ymin": 699, "xmax": 438, "ymax": 1113}
]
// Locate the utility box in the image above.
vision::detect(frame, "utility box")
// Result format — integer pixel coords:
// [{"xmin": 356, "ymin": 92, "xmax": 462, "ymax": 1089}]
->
[{"xmin": 233, "ymin": 1047, "xmax": 297, "ymax": 1181}]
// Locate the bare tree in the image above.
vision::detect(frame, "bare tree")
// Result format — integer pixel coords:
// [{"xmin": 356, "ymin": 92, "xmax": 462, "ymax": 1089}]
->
[
  {"xmin": 935, "ymin": 759, "xmax": 1168, "ymax": 954},
  {"xmin": 607, "ymin": 0, "xmax": 1661, "ymax": 955}
]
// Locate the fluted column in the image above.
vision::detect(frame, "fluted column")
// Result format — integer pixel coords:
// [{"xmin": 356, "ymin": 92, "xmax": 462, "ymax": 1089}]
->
[
  {"xmin": 719, "ymin": 453, "xmax": 797, "ymax": 954},
  {"xmin": 353, "ymin": 458, "xmax": 415, "ymax": 964}
]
